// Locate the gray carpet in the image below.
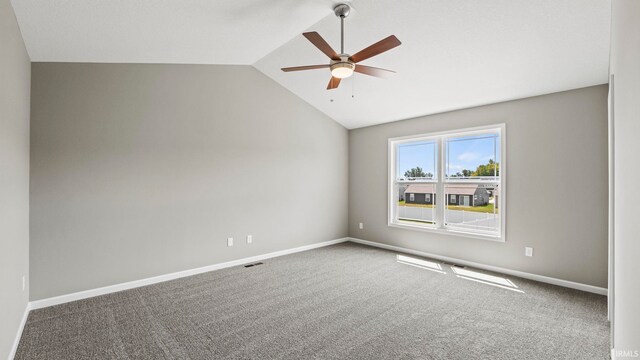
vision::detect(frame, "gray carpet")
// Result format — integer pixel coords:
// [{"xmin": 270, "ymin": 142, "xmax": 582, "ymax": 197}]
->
[{"xmin": 16, "ymin": 242, "xmax": 610, "ymax": 359}]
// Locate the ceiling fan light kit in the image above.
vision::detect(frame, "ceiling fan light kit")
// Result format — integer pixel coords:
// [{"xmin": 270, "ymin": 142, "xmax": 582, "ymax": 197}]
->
[
  {"xmin": 330, "ymin": 57, "xmax": 355, "ymax": 79},
  {"xmin": 281, "ymin": 3, "xmax": 401, "ymax": 90}
]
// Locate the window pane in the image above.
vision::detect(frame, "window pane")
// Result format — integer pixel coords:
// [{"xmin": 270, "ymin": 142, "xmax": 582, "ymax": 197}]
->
[
  {"xmin": 445, "ymin": 134, "xmax": 499, "ymax": 180},
  {"xmin": 395, "ymin": 183, "xmax": 437, "ymax": 225},
  {"xmin": 397, "ymin": 141, "xmax": 436, "ymax": 180},
  {"xmin": 444, "ymin": 183, "xmax": 500, "ymax": 234},
  {"xmin": 390, "ymin": 126, "xmax": 503, "ymax": 239}
]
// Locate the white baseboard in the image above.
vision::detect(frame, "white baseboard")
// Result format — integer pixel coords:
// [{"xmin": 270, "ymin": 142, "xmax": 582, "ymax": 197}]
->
[
  {"xmin": 348, "ymin": 237, "xmax": 608, "ymax": 295},
  {"xmin": 29, "ymin": 237, "xmax": 349, "ymax": 310},
  {"xmin": 23, "ymin": 235, "xmax": 605, "ymax": 316},
  {"xmin": 8, "ymin": 302, "xmax": 31, "ymax": 360}
]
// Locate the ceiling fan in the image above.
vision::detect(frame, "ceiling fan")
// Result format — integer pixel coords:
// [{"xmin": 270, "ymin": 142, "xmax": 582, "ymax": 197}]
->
[{"xmin": 281, "ymin": 3, "xmax": 401, "ymax": 90}]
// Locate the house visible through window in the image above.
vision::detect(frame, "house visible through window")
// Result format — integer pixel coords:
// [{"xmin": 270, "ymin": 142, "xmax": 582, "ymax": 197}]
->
[{"xmin": 389, "ymin": 125, "xmax": 504, "ymax": 240}]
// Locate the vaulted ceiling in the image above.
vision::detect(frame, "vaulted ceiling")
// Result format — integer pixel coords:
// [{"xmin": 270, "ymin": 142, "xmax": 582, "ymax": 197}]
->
[{"xmin": 12, "ymin": 0, "xmax": 611, "ymax": 129}]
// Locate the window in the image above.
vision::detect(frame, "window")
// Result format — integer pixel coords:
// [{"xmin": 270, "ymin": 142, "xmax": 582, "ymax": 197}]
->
[{"xmin": 389, "ymin": 125, "xmax": 505, "ymax": 241}]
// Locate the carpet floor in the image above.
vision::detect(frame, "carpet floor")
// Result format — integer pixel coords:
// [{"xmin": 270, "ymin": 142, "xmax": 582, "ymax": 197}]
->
[{"xmin": 16, "ymin": 242, "xmax": 610, "ymax": 359}]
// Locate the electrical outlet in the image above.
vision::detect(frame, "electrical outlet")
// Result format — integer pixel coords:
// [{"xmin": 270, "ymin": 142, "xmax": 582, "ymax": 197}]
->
[
  {"xmin": 247, "ymin": 235, "xmax": 252, "ymax": 244},
  {"xmin": 227, "ymin": 237, "xmax": 234, "ymax": 247},
  {"xmin": 359, "ymin": 222, "xmax": 364, "ymax": 230},
  {"xmin": 525, "ymin": 247, "xmax": 533, "ymax": 257},
  {"xmin": 22, "ymin": 276, "xmax": 25, "ymax": 291}
]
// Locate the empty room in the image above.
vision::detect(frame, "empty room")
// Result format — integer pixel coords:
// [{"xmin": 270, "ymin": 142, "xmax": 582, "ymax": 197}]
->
[{"xmin": 1, "ymin": 0, "xmax": 639, "ymax": 359}]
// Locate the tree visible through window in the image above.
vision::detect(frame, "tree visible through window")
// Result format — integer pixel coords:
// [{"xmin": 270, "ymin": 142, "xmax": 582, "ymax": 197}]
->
[{"xmin": 389, "ymin": 125, "xmax": 504, "ymax": 240}]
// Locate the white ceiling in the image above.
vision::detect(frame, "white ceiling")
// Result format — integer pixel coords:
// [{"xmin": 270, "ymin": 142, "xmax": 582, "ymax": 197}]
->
[
  {"xmin": 255, "ymin": 0, "xmax": 611, "ymax": 128},
  {"xmin": 12, "ymin": 0, "xmax": 611, "ymax": 129},
  {"xmin": 10, "ymin": 0, "xmax": 336, "ymax": 64}
]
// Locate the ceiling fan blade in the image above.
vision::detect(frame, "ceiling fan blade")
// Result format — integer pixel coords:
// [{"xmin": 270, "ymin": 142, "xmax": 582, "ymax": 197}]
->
[
  {"xmin": 303, "ymin": 32, "xmax": 340, "ymax": 61},
  {"xmin": 354, "ymin": 65, "xmax": 396, "ymax": 78},
  {"xmin": 327, "ymin": 76, "xmax": 341, "ymax": 90},
  {"xmin": 349, "ymin": 35, "xmax": 402, "ymax": 63},
  {"xmin": 281, "ymin": 65, "xmax": 329, "ymax": 72}
]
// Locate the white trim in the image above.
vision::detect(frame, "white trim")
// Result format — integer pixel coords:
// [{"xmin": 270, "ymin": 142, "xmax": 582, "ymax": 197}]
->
[
  {"xmin": 608, "ymin": 74, "xmax": 615, "ymax": 347},
  {"xmin": 387, "ymin": 222, "xmax": 505, "ymax": 242},
  {"xmin": 29, "ymin": 238, "xmax": 349, "ymax": 310},
  {"xmin": 388, "ymin": 123, "xmax": 505, "ymax": 144},
  {"xmin": 8, "ymin": 302, "xmax": 31, "ymax": 360},
  {"xmin": 11, "ymin": 235, "xmax": 606, "ymax": 356},
  {"xmin": 348, "ymin": 237, "xmax": 607, "ymax": 295},
  {"xmin": 388, "ymin": 124, "xmax": 506, "ymax": 242}
]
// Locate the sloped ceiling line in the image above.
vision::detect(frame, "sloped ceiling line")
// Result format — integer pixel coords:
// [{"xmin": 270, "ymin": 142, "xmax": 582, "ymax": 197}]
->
[{"xmin": 12, "ymin": 0, "xmax": 611, "ymax": 129}]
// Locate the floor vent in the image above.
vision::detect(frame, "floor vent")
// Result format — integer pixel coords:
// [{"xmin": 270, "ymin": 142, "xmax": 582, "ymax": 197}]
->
[{"xmin": 244, "ymin": 262, "xmax": 264, "ymax": 268}]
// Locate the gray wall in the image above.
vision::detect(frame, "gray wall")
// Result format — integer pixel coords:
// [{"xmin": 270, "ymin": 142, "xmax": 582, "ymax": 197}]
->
[
  {"xmin": 349, "ymin": 85, "xmax": 608, "ymax": 288},
  {"xmin": 0, "ymin": 0, "xmax": 30, "ymax": 357},
  {"xmin": 30, "ymin": 63, "xmax": 348, "ymax": 300},
  {"xmin": 611, "ymin": 0, "xmax": 640, "ymax": 353}
]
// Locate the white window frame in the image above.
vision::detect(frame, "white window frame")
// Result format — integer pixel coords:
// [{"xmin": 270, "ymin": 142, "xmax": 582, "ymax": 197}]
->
[
  {"xmin": 409, "ymin": 193, "xmax": 415, "ymax": 202},
  {"xmin": 388, "ymin": 124, "xmax": 506, "ymax": 242}
]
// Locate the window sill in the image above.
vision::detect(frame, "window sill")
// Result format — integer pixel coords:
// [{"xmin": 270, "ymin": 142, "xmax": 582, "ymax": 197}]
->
[{"xmin": 388, "ymin": 221, "xmax": 505, "ymax": 242}]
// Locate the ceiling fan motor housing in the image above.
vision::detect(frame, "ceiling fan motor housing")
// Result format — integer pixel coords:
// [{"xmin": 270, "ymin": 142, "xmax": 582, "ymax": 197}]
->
[
  {"xmin": 330, "ymin": 56, "xmax": 356, "ymax": 78},
  {"xmin": 334, "ymin": 4, "xmax": 350, "ymax": 18},
  {"xmin": 280, "ymin": 2, "xmax": 400, "ymax": 88}
]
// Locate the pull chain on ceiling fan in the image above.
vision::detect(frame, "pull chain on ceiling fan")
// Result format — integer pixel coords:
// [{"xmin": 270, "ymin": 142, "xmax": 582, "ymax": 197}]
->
[{"xmin": 281, "ymin": 3, "xmax": 401, "ymax": 90}]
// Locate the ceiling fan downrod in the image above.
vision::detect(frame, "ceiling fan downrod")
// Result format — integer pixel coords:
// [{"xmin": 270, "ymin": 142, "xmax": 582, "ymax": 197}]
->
[
  {"xmin": 280, "ymin": 2, "xmax": 400, "ymax": 90},
  {"xmin": 334, "ymin": 3, "xmax": 350, "ymax": 55}
]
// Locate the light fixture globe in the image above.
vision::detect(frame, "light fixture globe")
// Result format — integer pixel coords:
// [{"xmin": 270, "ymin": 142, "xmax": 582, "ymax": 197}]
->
[{"xmin": 330, "ymin": 58, "xmax": 355, "ymax": 79}]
